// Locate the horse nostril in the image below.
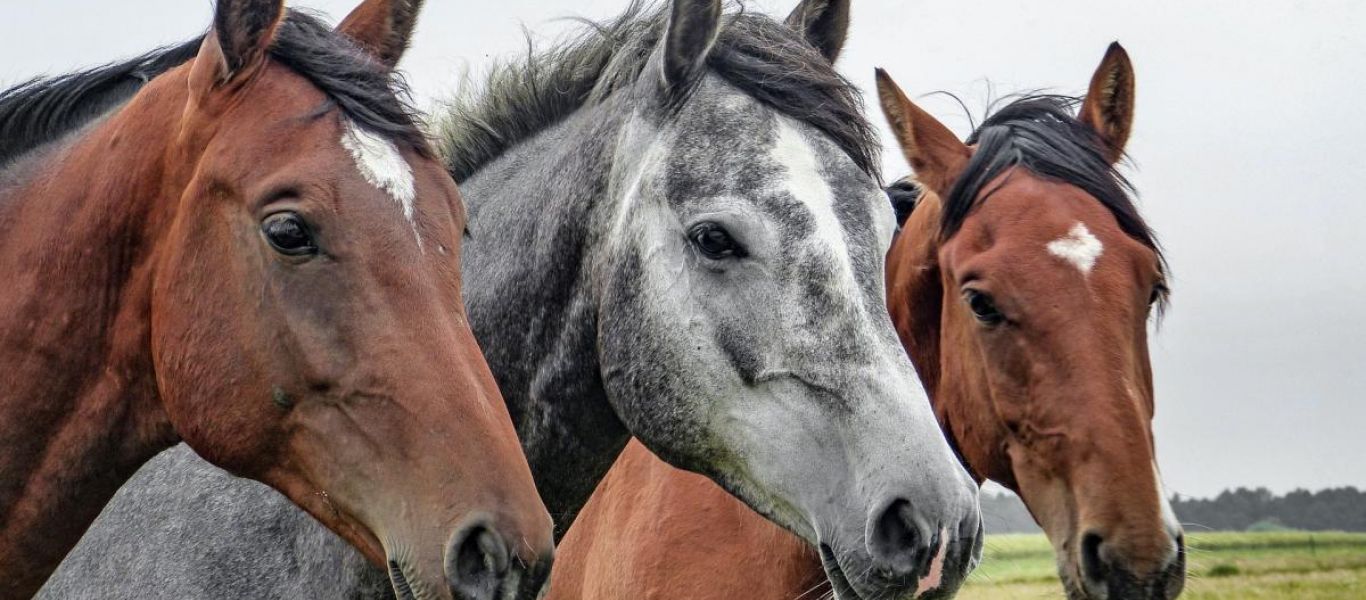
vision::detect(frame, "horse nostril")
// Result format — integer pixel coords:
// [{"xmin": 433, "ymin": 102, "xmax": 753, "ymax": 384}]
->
[
  {"xmin": 446, "ymin": 520, "xmax": 511, "ymax": 600},
  {"xmin": 1166, "ymin": 532, "xmax": 1189, "ymax": 598},
  {"xmin": 868, "ymin": 498, "xmax": 927, "ymax": 576},
  {"xmin": 1168, "ymin": 532, "xmax": 1188, "ymax": 576},
  {"xmin": 1080, "ymin": 530, "xmax": 1110, "ymax": 584}
]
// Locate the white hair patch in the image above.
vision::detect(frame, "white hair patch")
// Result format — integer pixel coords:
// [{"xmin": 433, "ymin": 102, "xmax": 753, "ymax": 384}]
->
[
  {"xmin": 770, "ymin": 118, "xmax": 857, "ymax": 287},
  {"xmin": 1046, "ymin": 222, "xmax": 1103, "ymax": 275},
  {"xmin": 341, "ymin": 119, "xmax": 421, "ymax": 246},
  {"xmin": 1155, "ymin": 462, "xmax": 1182, "ymax": 541}
]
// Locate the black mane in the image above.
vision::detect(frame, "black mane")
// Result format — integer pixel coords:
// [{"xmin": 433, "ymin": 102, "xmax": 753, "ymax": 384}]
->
[
  {"xmin": 435, "ymin": 1, "xmax": 879, "ymax": 182},
  {"xmin": 269, "ymin": 11, "xmax": 428, "ymax": 154},
  {"xmin": 0, "ymin": 10, "xmax": 427, "ymax": 169},
  {"xmin": 0, "ymin": 40, "xmax": 200, "ymax": 167},
  {"xmin": 886, "ymin": 175, "xmax": 922, "ymax": 228},
  {"xmin": 941, "ymin": 95, "xmax": 1166, "ymax": 278}
]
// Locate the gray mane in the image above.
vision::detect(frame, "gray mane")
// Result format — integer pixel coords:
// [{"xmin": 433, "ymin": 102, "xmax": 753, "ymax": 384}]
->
[{"xmin": 434, "ymin": 0, "xmax": 880, "ymax": 182}]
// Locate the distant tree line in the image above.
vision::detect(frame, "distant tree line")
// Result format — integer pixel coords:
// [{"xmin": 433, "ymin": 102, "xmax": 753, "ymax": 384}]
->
[
  {"xmin": 980, "ymin": 486, "xmax": 1366, "ymax": 534},
  {"xmin": 1171, "ymin": 486, "xmax": 1366, "ymax": 532}
]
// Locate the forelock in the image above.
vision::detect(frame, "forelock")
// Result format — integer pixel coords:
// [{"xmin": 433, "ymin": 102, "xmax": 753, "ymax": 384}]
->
[
  {"xmin": 0, "ymin": 9, "xmax": 428, "ymax": 172},
  {"xmin": 434, "ymin": 1, "xmax": 879, "ymax": 183},
  {"xmin": 941, "ymin": 95, "xmax": 1167, "ymax": 291}
]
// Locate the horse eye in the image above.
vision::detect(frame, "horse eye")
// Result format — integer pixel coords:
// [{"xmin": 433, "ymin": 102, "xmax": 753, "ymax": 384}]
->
[
  {"xmin": 261, "ymin": 212, "xmax": 317, "ymax": 257},
  {"xmin": 688, "ymin": 222, "xmax": 746, "ymax": 260},
  {"xmin": 964, "ymin": 289, "xmax": 1005, "ymax": 325},
  {"xmin": 1149, "ymin": 283, "xmax": 1168, "ymax": 306}
]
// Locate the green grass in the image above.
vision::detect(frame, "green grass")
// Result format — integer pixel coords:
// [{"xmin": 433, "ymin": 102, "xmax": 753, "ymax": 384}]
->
[{"xmin": 958, "ymin": 531, "xmax": 1366, "ymax": 599}]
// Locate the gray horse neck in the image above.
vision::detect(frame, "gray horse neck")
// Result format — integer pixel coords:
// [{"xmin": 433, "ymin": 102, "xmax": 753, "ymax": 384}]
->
[{"xmin": 458, "ymin": 99, "xmax": 635, "ymax": 537}]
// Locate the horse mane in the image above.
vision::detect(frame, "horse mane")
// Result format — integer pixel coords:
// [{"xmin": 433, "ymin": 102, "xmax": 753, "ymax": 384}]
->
[
  {"xmin": 433, "ymin": 1, "xmax": 879, "ymax": 183},
  {"xmin": 0, "ymin": 10, "xmax": 428, "ymax": 170},
  {"xmin": 941, "ymin": 94, "xmax": 1168, "ymax": 304},
  {"xmin": 886, "ymin": 175, "xmax": 922, "ymax": 228},
  {"xmin": 0, "ymin": 40, "xmax": 200, "ymax": 167}
]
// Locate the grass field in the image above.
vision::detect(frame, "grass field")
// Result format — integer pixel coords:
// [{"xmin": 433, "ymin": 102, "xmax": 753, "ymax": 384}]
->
[{"xmin": 957, "ymin": 531, "xmax": 1366, "ymax": 599}]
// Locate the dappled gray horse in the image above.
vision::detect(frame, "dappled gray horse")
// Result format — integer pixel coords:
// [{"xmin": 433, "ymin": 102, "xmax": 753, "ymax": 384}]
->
[{"xmin": 44, "ymin": 1, "xmax": 981, "ymax": 598}]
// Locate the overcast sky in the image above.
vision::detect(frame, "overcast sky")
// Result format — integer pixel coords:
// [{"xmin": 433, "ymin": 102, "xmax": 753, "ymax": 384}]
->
[{"xmin": 3, "ymin": 1, "xmax": 1362, "ymax": 499}]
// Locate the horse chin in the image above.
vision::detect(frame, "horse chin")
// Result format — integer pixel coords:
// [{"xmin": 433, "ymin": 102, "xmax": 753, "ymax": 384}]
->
[
  {"xmin": 385, "ymin": 545, "xmax": 554, "ymax": 600},
  {"xmin": 1058, "ymin": 567, "xmax": 1093, "ymax": 600},
  {"xmin": 814, "ymin": 543, "xmax": 908, "ymax": 600},
  {"xmin": 817, "ymin": 543, "xmax": 865, "ymax": 600},
  {"xmin": 387, "ymin": 559, "xmax": 422, "ymax": 600},
  {"xmin": 382, "ymin": 554, "xmax": 450, "ymax": 600},
  {"xmin": 818, "ymin": 535, "xmax": 973, "ymax": 600},
  {"xmin": 1056, "ymin": 552, "xmax": 1187, "ymax": 600}
]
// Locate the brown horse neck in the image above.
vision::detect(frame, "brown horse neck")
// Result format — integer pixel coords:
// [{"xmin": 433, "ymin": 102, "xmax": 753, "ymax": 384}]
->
[{"xmin": 0, "ymin": 73, "xmax": 191, "ymax": 596}]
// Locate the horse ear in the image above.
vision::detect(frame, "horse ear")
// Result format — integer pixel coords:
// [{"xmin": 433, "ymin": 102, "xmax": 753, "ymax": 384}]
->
[
  {"xmin": 194, "ymin": 0, "xmax": 285, "ymax": 85},
  {"xmin": 785, "ymin": 0, "xmax": 850, "ymax": 62},
  {"xmin": 874, "ymin": 68, "xmax": 969, "ymax": 198},
  {"xmin": 1078, "ymin": 42, "xmax": 1135, "ymax": 164},
  {"xmin": 338, "ymin": 0, "xmax": 424, "ymax": 69},
  {"xmin": 661, "ymin": 0, "xmax": 722, "ymax": 97}
]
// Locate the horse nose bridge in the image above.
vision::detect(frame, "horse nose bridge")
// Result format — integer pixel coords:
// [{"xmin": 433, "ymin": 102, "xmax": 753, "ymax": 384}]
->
[
  {"xmin": 844, "ymin": 403, "xmax": 979, "ymax": 536},
  {"xmin": 1053, "ymin": 343, "xmax": 1155, "ymax": 413},
  {"xmin": 1041, "ymin": 378, "xmax": 1157, "ymax": 456},
  {"xmin": 1061, "ymin": 405, "xmax": 1161, "ymax": 480},
  {"xmin": 348, "ymin": 320, "xmax": 494, "ymax": 398},
  {"xmin": 843, "ymin": 365, "xmax": 950, "ymax": 457}
]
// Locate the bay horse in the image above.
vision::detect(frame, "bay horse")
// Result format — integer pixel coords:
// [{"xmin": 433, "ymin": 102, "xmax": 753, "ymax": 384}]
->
[
  {"xmin": 0, "ymin": 1, "xmax": 553, "ymax": 598},
  {"xmin": 43, "ymin": 1, "xmax": 982, "ymax": 598},
  {"xmin": 546, "ymin": 43, "xmax": 1186, "ymax": 600}
]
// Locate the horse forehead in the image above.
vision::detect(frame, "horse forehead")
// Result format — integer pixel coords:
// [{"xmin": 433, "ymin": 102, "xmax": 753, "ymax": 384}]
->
[
  {"xmin": 1046, "ymin": 222, "xmax": 1103, "ymax": 275},
  {"xmin": 667, "ymin": 99, "xmax": 880, "ymax": 238},
  {"xmin": 222, "ymin": 64, "xmax": 426, "ymax": 239},
  {"xmin": 971, "ymin": 178, "xmax": 1123, "ymax": 247},
  {"xmin": 339, "ymin": 120, "xmax": 424, "ymax": 245},
  {"xmin": 659, "ymin": 87, "xmax": 885, "ymax": 296},
  {"xmin": 945, "ymin": 186, "xmax": 1114, "ymax": 286},
  {"xmin": 341, "ymin": 122, "xmax": 416, "ymax": 214},
  {"xmin": 764, "ymin": 118, "xmax": 864, "ymax": 252}
]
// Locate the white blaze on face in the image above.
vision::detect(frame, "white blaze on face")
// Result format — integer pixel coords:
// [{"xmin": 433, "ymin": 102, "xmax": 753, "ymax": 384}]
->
[
  {"xmin": 610, "ymin": 120, "xmax": 672, "ymax": 242},
  {"xmin": 872, "ymin": 189, "xmax": 897, "ymax": 253},
  {"xmin": 1155, "ymin": 462, "xmax": 1182, "ymax": 540},
  {"xmin": 770, "ymin": 117, "xmax": 857, "ymax": 291},
  {"xmin": 340, "ymin": 119, "xmax": 421, "ymax": 246},
  {"xmin": 1046, "ymin": 221, "xmax": 1104, "ymax": 275}
]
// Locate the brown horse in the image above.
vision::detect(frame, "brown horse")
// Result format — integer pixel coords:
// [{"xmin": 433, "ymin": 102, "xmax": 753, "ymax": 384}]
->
[
  {"xmin": 549, "ymin": 43, "xmax": 1184, "ymax": 600},
  {"xmin": 0, "ymin": 1, "xmax": 552, "ymax": 598}
]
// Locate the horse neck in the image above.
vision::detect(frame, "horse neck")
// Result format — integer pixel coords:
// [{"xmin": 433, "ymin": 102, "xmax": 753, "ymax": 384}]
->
[
  {"xmin": 459, "ymin": 101, "xmax": 633, "ymax": 537},
  {"xmin": 0, "ymin": 76, "xmax": 189, "ymax": 594}
]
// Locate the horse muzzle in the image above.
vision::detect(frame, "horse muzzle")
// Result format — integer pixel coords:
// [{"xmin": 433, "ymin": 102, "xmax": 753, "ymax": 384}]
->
[{"xmin": 385, "ymin": 514, "xmax": 554, "ymax": 600}]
